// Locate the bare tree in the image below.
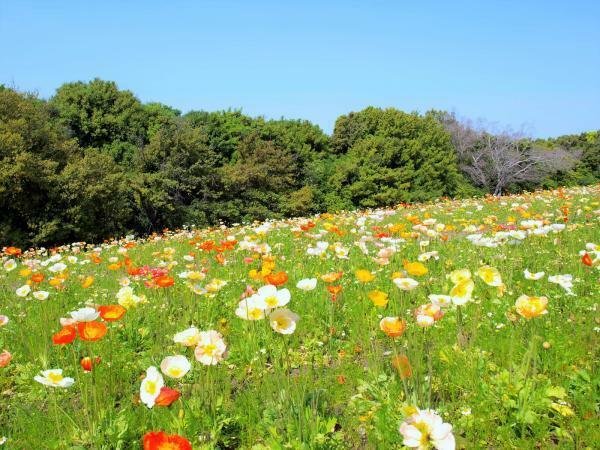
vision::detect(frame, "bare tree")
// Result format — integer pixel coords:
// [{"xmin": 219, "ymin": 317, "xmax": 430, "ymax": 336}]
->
[{"xmin": 440, "ymin": 114, "xmax": 580, "ymax": 195}]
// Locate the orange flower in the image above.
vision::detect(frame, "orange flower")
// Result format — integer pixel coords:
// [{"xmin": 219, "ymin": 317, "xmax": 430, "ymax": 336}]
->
[
  {"xmin": 327, "ymin": 285, "xmax": 342, "ymax": 295},
  {"xmin": 379, "ymin": 317, "xmax": 407, "ymax": 337},
  {"xmin": 82, "ymin": 275, "xmax": 94, "ymax": 289},
  {"xmin": 108, "ymin": 262, "xmax": 122, "ymax": 271},
  {"xmin": 582, "ymin": 253, "xmax": 593, "ymax": 267},
  {"xmin": 143, "ymin": 431, "xmax": 192, "ymax": 450},
  {"xmin": 5, "ymin": 246, "xmax": 22, "ymax": 256},
  {"xmin": 264, "ymin": 271, "xmax": 288, "ymax": 286},
  {"xmin": 321, "ymin": 271, "xmax": 343, "ymax": 283},
  {"xmin": 77, "ymin": 321, "xmax": 107, "ymax": 341},
  {"xmin": 155, "ymin": 387, "xmax": 181, "ymax": 406},
  {"xmin": 98, "ymin": 305, "xmax": 126, "ymax": 322},
  {"xmin": 52, "ymin": 326, "xmax": 76, "ymax": 345},
  {"xmin": 215, "ymin": 253, "xmax": 225, "ymax": 265},
  {"xmin": 155, "ymin": 275, "xmax": 174, "ymax": 288},
  {"xmin": 31, "ymin": 273, "xmax": 45, "ymax": 283},
  {"xmin": 391, "ymin": 354, "xmax": 412, "ymax": 378},
  {"xmin": 80, "ymin": 356, "xmax": 101, "ymax": 372}
]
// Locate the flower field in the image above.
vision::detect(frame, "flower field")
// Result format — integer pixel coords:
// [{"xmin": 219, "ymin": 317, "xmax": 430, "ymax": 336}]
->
[{"xmin": 1, "ymin": 185, "xmax": 598, "ymax": 449}]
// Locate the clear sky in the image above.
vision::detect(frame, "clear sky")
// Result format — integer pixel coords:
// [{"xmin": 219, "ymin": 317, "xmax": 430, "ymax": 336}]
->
[{"xmin": 1, "ymin": 0, "xmax": 599, "ymax": 137}]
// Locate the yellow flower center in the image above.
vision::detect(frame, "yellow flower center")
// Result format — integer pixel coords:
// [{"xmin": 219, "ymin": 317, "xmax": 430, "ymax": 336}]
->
[
  {"xmin": 145, "ymin": 380, "xmax": 157, "ymax": 395},
  {"xmin": 265, "ymin": 296, "xmax": 279, "ymax": 307},
  {"xmin": 48, "ymin": 372, "xmax": 63, "ymax": 383}
]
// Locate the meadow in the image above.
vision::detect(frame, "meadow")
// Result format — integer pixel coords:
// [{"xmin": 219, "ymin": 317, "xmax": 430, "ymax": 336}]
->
[{"xmin": 0, "ymin": 185, "xmax": 598, "ymax": 449}]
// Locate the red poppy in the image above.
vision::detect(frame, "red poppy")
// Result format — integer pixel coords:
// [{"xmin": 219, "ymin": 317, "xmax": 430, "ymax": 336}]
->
[
  {"xmin": 98, "ymin": 305, "xmax": 127, "ymax": 322},
  {"xmin": 142, "ymin": 431, "xmax": 192, "ymax": 450},
  {"xmin": 52, "ymin": 326, "xmax": 76, "ymax": 345},
  {"xmin": 155, "ymin": 387, "xmax": 180, "ymax": 406},
  {"xmin": 80, "ymin": 356, "xmax": 101, "ymax": 372},
  {"xmin": 264, "ymin": 271, "xmax": 288, "ymax": 286},
  {"xmin": 77, "ymin": 321, "xmax": 107, "ymax": 342},
  {"xmin": 154, "ymin": 275, "xmax": 174, "ymax": 288},
  {"xmin": 582, "ymin": 252, "xmax": 593, "ymax": 267}
]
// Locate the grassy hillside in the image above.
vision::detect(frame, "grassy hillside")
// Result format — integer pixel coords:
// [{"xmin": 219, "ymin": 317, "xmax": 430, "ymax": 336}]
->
[{"xmin": 1, "ymin": 185, "xmax": 599, "ymax": 449}]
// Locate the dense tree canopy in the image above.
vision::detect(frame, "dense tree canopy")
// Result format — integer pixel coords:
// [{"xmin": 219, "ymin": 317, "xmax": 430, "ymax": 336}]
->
[{"xmin": 0, "ymin": 81, "xmax": 596, "ymax": 247}]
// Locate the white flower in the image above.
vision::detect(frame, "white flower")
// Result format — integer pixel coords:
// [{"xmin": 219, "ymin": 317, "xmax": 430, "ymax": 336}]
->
[
  {"xmin": 399, "ymin": 408, "xmax": 455, "ymax": 450},
  {"xmin": 296, "ymin": 278, "xmax": 317, "ymax": 291},
  {"xmin": 269, "ymin": 308, "xmax": 300, "ymax": 334},
  {"xmin": 140, "ymin": 366, "xmax": 164, "ymax": 408},
  {"xmin": 34, "ymin": 369, "xmax": 75, "ymax": 388},
  {"xmin": 173, "ymin": 327, "xmax": 201, "ymax": 347},
  {"xmin": 67, "ymin": 256, "xmax": 78, "ymax": 264},
  {"xmin": 48, "ymin": 262, "xmax": 67, "ymax": 273},
  {"xmin": 428, "ymin": 294, "xmax": 452, "ymax": 308},
  {"xmin": 548, "ymin": 274, "xmax": 575, "ymax": 294},
  {"xmin": 254, "ymin": 285, "xmax": 291, "ymax": 309},
  {"xmin": 3, "ymin": 259, "xmax": 16, "ymax": 271},
  {"xmin": 33, "ymin": 291, "xmax": 49, "ymax": 301},
  {"xmin": 70, "ymin": 307, "xmax": 99, "ymax": 322},
  {"xmin": 194, "ymin": 330, "xmax": 227, "ymax": 365},
  {"xmin": 16, "ymin": 285, "xmax": 31, "ymax": 298},
  {"xmin": 393, "ymin": 277, "xmax": 419, "ymax": 291},
  {"xmin": 160, "ymin": 355, "xmax": 191, "ymax": 379},
  {"xmin": 524, "ymin": 269, "xmax": 545, "ymax": 280},
  {"xmin": 235, "ymin": 296, "xmax": 266, "ymax": 320}
]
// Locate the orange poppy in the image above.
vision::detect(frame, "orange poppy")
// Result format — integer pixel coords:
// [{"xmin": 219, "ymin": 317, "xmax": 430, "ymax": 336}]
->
[
  {"xmin": 52, "ymin": 326, "xmax": 76, "ymax": 345},
  {"xmin": 154, "ymin": 275, "xmax": 174, "ymax": 288},
  {"xmin": 108, "ymin": 262, "xmax": 122, "ymax": 271},
  {"xmin": 155, "ymin": 387, "xmax": 180, "ymax": 407},
  {"xmin": 31, "ymin": 273, "xmax": 45, "ymax": 283},
  {"xmin": 582, "ymin": 253, "xmax": 593, "ymax": 267},
  {"xmin": 143, "ymin": 431, "xmax": 192, "ymax": 450},
  {"xmin": 264, "ymin": 271, "xmax": 288, "ymax": 286},
  {"xmin": 98, "ymin": 305, "xmax": 126, "ymax": 322},
  {"xmin": 379, "ymin": 317, "xmax": 407, "ymax": 337},
  {"xmin": 321, "ymin": 271, "xmax": 343, "ymax": 283},
  {"xmin": 391, "ymin": 354, "xmax": 413, "ymax": 378},
  {"xmin": 77, "ymin": 321, "xmax": 107, "ymax": 342},
  {"xmin": 327, "ymin": 285, "xmax": 342, "ymax": 295},
  {"xmin": 5, "ymin": 246, "xmax": 22, "ymax": 256}
]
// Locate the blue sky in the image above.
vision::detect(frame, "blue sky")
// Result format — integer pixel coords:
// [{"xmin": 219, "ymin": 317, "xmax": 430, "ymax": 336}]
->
[{"xmin": 1, "ymin": 0, "xmax": 598, "ymax": 137}]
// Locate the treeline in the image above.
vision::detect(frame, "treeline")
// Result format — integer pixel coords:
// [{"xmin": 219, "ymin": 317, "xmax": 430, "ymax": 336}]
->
[{"xmin": 1, "ymin": 79, "xmax": 597, "ymax": 247}]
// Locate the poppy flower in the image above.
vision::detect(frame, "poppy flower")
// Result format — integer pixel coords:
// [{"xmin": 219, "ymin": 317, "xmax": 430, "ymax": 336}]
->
[
  {"xmin": 142, "ymin": 431, "xmax": 192, "ymax": 450},
  {"xmin": 264, "ymin": 271, "xmax": 288, "ymax": 286},
  {"xmin": 81, "ymin": 276, "xmax": 94, "ymax": 288},
  {"xmin": 52, "ymin": 326, "xmax": 76, "ymax": 345},
  {"xmin": 98, "ymin": 305, "xmax": 126, "ymax": 322},
  {"xmin": 582, "ymin": 252, "xmax": 593, "ymax": 267},
  {"xmin": 31, "ymin": 273, "xmax": 45, "ymax": 283},
  {"xmin": 515, "ymin": 295, "xmax": 548, "ymax": 319},
  {"xmin": 391, "ymin": 354, "xmax": 412, "ymax": 378},
  {"xmin": 327, "ymin": 285, "xmax": 342, "ymax": 296},
  {"xmin": 0, "ymin": 351, "xmax": 12, "ymax": 368},
  {"xmin": 355, "ymin": 270, "xmax": 375, "ymax": 283},
  {"xmin": 379, "ymin": 317, "xmax": 406, "ymax": 337},
  {"xmin": 402, "ymin": 260, "xmax": 428, "ymax": 277},
  {"xmin": 155, "ymin": 387, "xmax": 180, "ymax": 406},
  {"xmin": 77, "ymin": 321, "xmax": 107, "ymax": 341},
  {"xmin": 80, "ymin": 356, "xmax": 101, "ymax": 372},
  {"xmin": 368, "ymin": 290, "xmax": 389, "ymax": 307},
  {"xmin": 154, "ymin": 275, "xmax": 174, "ymax": 288},
  {"xmin": 5, "ymin": 247, "xmax": 21, "ymax": 256}
]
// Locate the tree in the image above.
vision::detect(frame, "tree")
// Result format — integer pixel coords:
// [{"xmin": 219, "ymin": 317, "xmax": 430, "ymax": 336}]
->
[
  {"xmin": 330, "ymin": 108, "xmax": 461, "ymax": 206},
  {"xmin": 436, "ymin": 113, "xmax": 580, "ymax": 195},
  {"xmin": 0, "ymin": 86, "xmax": 78, "ymax": 245},
  {"xmin": 50, "ymin": 78, "xmax": 148, "ymax": 163}
]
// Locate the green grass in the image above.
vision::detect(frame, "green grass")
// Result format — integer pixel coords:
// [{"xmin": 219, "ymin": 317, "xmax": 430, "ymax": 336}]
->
[{"xmin": 1, "ymin": 185, "xmax": 599, "ymax": 449}]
